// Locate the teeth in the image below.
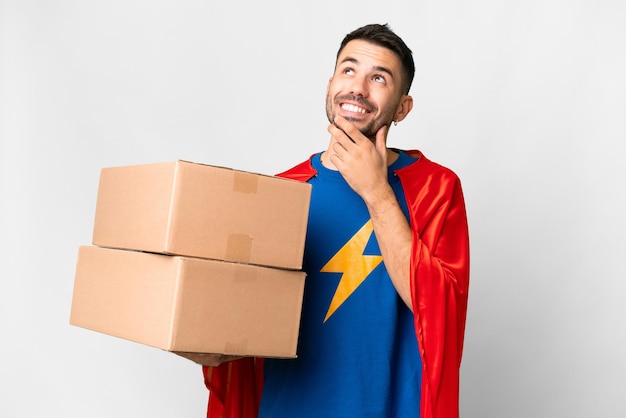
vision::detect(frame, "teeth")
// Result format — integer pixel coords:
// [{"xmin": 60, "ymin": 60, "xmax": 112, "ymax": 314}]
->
[{"xmin": 341, "ymin": 103, "xmax": 367, "ymax": 114}]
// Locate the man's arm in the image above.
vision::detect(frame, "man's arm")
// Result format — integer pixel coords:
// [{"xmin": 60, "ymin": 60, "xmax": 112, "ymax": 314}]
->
[
  {"xmin": 360, "ymin": 183, "xmax": 413, "ymax": 310},
  {"xmin": 326, "ymin": 117, "xmax": 413, "ymax": 309}
]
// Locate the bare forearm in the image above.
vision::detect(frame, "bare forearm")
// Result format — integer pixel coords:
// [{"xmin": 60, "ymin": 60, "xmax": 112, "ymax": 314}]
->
[{"xmin": 363, "ymin": 184, "xmax": 413, "ymax": 311}]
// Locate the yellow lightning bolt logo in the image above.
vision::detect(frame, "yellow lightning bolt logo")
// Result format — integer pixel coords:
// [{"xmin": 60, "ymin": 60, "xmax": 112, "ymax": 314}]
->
[{"xmin": 321, "ymin": 220, "xmax": 383, "ymax": 322}]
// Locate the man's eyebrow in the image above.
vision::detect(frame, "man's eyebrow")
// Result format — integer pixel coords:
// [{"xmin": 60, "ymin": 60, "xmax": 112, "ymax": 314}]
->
[
  {"xmin": 339, "ymin": 56, "xmax": 395, "ymax": 79},
  {"xmin": 339, "ymin": 56, "xmax": 359, "ymax": 65}
]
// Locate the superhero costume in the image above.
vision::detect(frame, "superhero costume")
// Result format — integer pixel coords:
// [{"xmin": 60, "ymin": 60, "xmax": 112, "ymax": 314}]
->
[
  {"xmin": 259, "ymin": 150, "xmax": 422, "ymax": 416},
  {"xmin": 203, "ymin": 150, "xmax": 470, "ymax": 418}
]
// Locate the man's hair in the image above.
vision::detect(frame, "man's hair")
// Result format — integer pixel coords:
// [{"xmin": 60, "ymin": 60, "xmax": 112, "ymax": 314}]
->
[{"xmin": 337, "ymin": 23, "xmax": 415, "ymax": 95}]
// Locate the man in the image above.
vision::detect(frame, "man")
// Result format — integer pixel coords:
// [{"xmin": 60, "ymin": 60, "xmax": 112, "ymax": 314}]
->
[{"xmin": 200, "ymin": 23, "xmax": 470, "ymax": 418}]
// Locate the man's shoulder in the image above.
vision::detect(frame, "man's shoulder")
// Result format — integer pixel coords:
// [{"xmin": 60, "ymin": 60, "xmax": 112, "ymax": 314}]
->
[{"xmin": 397, "ymin": 149, "xmax": 460, "ymax": 182}]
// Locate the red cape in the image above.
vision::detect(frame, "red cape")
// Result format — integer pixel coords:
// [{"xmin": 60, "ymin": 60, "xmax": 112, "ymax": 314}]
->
[{"xmin": 203, "ymin": 151, "xmax": 470, "ymax": 418}]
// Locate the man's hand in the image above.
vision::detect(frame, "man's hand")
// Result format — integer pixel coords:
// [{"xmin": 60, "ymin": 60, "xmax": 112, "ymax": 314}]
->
[
  {"xmin": 174, "ymin": 352, "xmax": 243, "ymax": 367},
  {"xmin": 326, "ymin": 116, "xmax": 391, "ymax": 202}
]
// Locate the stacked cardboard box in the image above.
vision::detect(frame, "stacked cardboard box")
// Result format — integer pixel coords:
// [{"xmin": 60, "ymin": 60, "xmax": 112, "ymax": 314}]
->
[{"xmin": 70, "ymin": 160, "xmax": 311, "ymax": 359}]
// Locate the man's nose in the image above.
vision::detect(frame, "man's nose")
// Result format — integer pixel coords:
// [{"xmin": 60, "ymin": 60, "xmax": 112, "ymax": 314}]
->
[{"xmin": 348, "ymin": 76, "xmax": 368, "ymax": 96}]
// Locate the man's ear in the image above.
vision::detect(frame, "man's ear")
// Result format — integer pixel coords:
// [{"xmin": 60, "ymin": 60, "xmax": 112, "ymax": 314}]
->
[{"xmin": 394, "ymin": 95, "xmax": 414, "ymax": 123}]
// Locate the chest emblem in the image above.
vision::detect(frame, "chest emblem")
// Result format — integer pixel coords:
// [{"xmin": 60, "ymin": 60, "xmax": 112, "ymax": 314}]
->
[{"xmin": 321, "ymin": 219, "xmax": 383, "ymax": 322}]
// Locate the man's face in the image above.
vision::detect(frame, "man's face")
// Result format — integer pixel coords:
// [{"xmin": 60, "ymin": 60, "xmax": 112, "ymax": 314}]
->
[{"xmin": 326, "ymin": 39, "xmax": 407, "ymax": 140}]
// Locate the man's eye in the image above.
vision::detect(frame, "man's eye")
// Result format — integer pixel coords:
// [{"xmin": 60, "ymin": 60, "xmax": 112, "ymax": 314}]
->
[
  {"xmin": 373, "ymin": 75, "xmax": 386, "ymax": 83},
  {"xmin": 343, "ymin": 68, "xmax": 354, "ymax": 75}
]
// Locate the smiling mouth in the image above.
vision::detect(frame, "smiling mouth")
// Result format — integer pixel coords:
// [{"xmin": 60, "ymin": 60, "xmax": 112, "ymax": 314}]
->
[{"xmin": 340, "ymin": 103, "xmax": 369, "ymax": 114}]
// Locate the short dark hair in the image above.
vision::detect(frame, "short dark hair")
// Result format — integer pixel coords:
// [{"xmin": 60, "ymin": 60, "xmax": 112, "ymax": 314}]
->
[{"xmin": 337, "ymin": 23, "xmax": 415, "ymax": 95}]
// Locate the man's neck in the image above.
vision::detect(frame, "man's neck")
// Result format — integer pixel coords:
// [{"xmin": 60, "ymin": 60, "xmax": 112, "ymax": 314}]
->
[{"xmin": 320, "ymin": 148, "xmax": 399, "ymax": 170}]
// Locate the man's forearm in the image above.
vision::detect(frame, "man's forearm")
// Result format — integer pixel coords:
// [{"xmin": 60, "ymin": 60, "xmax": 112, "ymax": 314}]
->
[{"xmin": 363, "ymin": 184, "xmax": 414, "ymax": 311}]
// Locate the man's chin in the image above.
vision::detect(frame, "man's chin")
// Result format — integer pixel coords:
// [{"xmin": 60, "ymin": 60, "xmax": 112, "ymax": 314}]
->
[
  {"xmin": 353, "ymin": 122, "xmax": 381, "ymax": 140},
  {"xmin": 340, "ymin": 116, "xmax": 368, "ymax": 129},
  {"xmin": 328, "ymin": 113, "xmax": 381, "ymax": 140}
]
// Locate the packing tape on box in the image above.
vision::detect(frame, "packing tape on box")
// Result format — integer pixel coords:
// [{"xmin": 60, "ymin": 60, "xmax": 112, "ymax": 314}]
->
[
  {"xmin": 226, "ymin": 233, "xmax": 253, "ymax": 262},
  {"xmin": 233, "ymin": 171, "xmax": 258, "ymax": 194}
]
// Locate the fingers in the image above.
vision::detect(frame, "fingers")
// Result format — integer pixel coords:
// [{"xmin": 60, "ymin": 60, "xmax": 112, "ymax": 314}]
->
[
  {"xmin": 328, "ymin": 116, "xmax": 361, "ymax": 145},
  {"xmin": 375, "ymin": 125, "xmax": 388, "ymax": 155},
  {"xmin": 333, "ymin": 122, "xmax": 355, "ymax": 143},
  {"xmin": 174, "ymin": 352, "xmax": 244, "ymax": 366}
]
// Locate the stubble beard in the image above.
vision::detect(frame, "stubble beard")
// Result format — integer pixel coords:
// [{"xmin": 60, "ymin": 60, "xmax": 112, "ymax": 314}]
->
[{"xmin": 325, "ymin": 93, "xmax": 396, "ymax": 141}]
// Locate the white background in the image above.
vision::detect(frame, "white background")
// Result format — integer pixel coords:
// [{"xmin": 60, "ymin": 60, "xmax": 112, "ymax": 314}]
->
[{"xmin": 1, "ymin": 0, "xmax": 625, "ymax": 417}]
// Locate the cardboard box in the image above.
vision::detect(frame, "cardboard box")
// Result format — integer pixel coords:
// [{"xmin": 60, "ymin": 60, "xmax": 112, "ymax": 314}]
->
[
  {"xmin": 70, "ymin": 246, "xmax": 306, "ymax": 357},
  {"xmin": 92, "ymin": 160, "xmax": 311, "ymax": 269}
]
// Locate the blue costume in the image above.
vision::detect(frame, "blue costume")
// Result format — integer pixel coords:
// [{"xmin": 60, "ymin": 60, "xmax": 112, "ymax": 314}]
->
[{"xmin": 259, "ymin": 151, "xmax": 422, "ymax": 417}]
